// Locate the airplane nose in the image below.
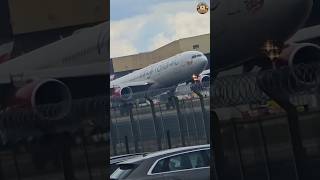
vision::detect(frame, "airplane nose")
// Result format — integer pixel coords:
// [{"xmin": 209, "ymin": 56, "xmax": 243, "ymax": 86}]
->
[{"xmin": 201, "ymin": 57, "xmax": 208, "ymax": 69}]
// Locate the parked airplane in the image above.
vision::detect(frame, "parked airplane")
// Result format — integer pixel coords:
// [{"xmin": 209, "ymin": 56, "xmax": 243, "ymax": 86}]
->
[
  {"xmin": 213, "ymin": 0, "xmax": 320, "ymax": 85},
  {"xmin": 0, "ymin": 21, "xmax": 108, "ymax": 120},
  {"xmin": 110, "ymin": 51, "xmax": 209, "ymax": 100}
]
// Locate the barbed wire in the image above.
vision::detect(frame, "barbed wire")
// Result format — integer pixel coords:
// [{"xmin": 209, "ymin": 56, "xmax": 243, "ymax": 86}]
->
[
  {"xmin": 211, "ymin": 73, "xmax": 268, "ymax": 108},
  {"xmin": 212, "ymin": 63, "xmax": 320, "ymax": 108}
]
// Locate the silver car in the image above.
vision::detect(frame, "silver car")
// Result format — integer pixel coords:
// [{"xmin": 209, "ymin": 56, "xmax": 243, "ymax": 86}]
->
[
  {"xmin": 110, "ymin": 153, "xmax": 147, "ymax": 175},
  {"xmin": 110, "ymin": 144, "xmax": 210, "ymax": 180}
]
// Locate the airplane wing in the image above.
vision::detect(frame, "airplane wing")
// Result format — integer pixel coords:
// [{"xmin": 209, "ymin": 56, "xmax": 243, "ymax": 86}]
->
[
  {"xmin": 0, "ymin": 62, "xmax": 107, "ymax": 83},
  {"xmin": 286, "ymin": 25, "xmax": 320, "ymax": 44},
  {"xmin": 200, "ymin": 69, "xmax": 210, "ymax": 75},
  {"xmin": 110, "ymin": 81, "xmax": 153, "ymax": 89},
  {"xmin": 0, "ymin": 62, "xmax": 109, "ymax": 106},
  {"xmin": 0, "ymin": 22, "xmax": 109, "ymax": 121},
  {"xmin": 21, "ymin": 62, "xmax": 107, "ymax": 79}
]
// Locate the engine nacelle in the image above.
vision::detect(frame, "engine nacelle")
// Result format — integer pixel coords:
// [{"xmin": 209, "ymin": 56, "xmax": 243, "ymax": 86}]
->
[
  {"xmin": 278, "ymin": 43, "xmax": 320, "ymax": 86},
  {"xmin": 112, "ymin": 86, "xmax": 133, "ymax": 100},
  {"xmin": 12, "ymin": 79, "xmax": 72, "ymax": 120},
  {"xmin": 198, "ymin": 75, "xmax": 210, "ymax": 88},
  {"xmin": 198, "ymin": 75, "xmax": 210, "ymax": 83}
]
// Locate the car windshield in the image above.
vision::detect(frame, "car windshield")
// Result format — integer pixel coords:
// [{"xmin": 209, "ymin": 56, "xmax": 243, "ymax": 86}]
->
[{"xmin": 110, "ymin": 164, "xmax": 137, "ymax": 179}]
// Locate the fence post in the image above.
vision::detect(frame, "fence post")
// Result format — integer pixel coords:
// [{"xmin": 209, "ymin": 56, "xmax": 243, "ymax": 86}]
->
[
  {"xmin": 0, "ymin": 156, "xmax": 3, "ymax": 180},
  {"xmin": 128, "ymin": 104, "xmax": 139, "ymax": 153},
  {"xmin": 231, "ymin": 118, "xmax": 245, "ymax": 180},
  {"xmin": 59, "ymin": 133, "xmax": 76, "ymax": 180},
  {"xmin": 257, "ymin": 71, "xmax": 305, "ymax": 180},
  {"xmin": 110, "ymin": 122, "xmax": 118, "ymax": 155},
  {"xmin": 146, "ymin": 97, "xmax": 162, "ymax": 150},
  {"xmin": 124, "ymin": 136, "xmax": 130, "ymax": 154},
  {"xmin": 191, "ymin": 85, "xmax": 209, "ymax": 143},
  {"xmin": 13, "ymin": 148, "xmax": 21, "ymax": 180},
  {"xmin": 190, "ymin": 99, "xmax": 200, "ymax": 144},
  {"xmin": 81, "ymin": 131, "xmax": 93, "ymax": 180},
  {"xmin": 134, "ymin": 104, "xmax": 145, "ymax": 152},
  {"xmin": 158, "ymin": 104, "xmax": 167, "ymax": 149},
  {"xmin": 212, "ymin": 110, "xmax": 224, "ymax": 180},
  {"xmin": 257, "ymin": 121, "xmax": 271, "ymax": 180},
  {"xmin": 171, "ymin": 96, "xmax": 186, "ymax": 146},
  {"xmin": 167, "ymin": 130, "xmax": 172, "ymax": 149}
]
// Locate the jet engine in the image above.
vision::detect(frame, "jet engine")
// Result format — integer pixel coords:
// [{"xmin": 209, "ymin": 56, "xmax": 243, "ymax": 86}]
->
[
  {"xmin": 198, "ymin": 75, "xmax": 210, "ymax": 84},
  {"xmin": 112, "ymin": 86, "xmax": 133, "ymax": 100},
  {"xmin": 11, "ymin": 79, "xmax": 72, "ymax": 120},
  {"xmin": 277, "ymin": 43, "xmax": 320, "ymax": 86}
]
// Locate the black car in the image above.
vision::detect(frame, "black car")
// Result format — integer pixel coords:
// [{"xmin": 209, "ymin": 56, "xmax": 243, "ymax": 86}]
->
[{"xmin": 110, "ymin": 144, "xmax": 210, "ymax": 180}]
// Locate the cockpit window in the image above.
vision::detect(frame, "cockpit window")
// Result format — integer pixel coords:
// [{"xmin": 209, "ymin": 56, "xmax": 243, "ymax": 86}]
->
[{"xmin": 192, "ymin": 54, "xmax": 202, "ymax": 59}]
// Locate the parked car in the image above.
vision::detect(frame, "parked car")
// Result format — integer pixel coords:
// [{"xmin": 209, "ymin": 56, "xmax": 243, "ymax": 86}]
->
[{"xmin": 110, "ymin": 144, "xmax": 210, "ymax": 180}]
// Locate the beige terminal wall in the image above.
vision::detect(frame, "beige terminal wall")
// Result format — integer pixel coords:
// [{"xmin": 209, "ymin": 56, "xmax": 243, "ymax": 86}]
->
[{"xmin": 112, "ymin": 34, "xmax": 210, "ymax": 73}]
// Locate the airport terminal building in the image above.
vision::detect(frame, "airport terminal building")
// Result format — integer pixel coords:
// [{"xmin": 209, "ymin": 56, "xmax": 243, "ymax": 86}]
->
[{"xmin": 110, "ymin": 34, "xmax": 210, "ymax": 78}]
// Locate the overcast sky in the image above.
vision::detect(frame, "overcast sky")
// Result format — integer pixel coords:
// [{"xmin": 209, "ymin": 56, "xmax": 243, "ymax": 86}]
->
[{"xmin": 110, "ymin": 0, "xmax": 210, "ymax": 58}]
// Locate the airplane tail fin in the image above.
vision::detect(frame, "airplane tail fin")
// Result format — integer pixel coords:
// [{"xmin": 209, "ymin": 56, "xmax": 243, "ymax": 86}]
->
[{"xmin": 0, "ymin": 41, "xmax": 14, "ymax": 63}]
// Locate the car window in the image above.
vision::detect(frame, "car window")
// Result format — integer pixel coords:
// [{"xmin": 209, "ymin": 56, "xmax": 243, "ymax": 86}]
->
[
  {"xmin": 110, "ymin": 168, "xmax": 132, "ymax": 179},
  {"xmin": 152, "ymin": 159, "xmax": 166, "ymax": 173},
  {"xmin": 151, "ymin": 149, "xmax": 210, "ymax": 174},
  {"xmin": 110, "ymin": 164, "xmax": 136, "ymax": 179},
  {"xmin": 168, "ymin": 154, "xmax": 191, "ymax": 171},
  {"xmin": 202, "ymin": 149, "xmax": 210, "ymax": 161},
  {"xmin": 189, "ymin": 151, "xmax": 207, "ymax": 168},
  {"xmin": 109, "ymin": 164, "xmax": 119, "ymax": 175}
]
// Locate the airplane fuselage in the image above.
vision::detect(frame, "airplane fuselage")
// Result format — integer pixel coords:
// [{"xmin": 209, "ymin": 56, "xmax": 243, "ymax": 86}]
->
[
  {"xmin": 213, "ymin": 0, "xmax": 313, "ymax": 71},
  {"xmin": 111, "ymin": 51, "xmax": 208, "ymax": 89}
]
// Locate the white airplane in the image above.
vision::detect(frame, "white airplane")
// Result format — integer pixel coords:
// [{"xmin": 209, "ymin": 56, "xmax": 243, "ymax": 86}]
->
[
  {"xmin": 0, "ymin": 22, "xmax": 108, "ymax": 74},
  {"xmin": 110, "ymin": 51, "xmax": 208, "ymax": 100},
  {"xmin": 213, "ymin": 0, "xmax": 319, "ymax": 82},
  {"xmin": 0, "ymin": 21, "xmax": 109, "ymax": 120}
]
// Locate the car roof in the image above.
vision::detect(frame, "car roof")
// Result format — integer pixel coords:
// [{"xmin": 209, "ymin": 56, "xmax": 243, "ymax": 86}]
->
[
  {"xmin": 111, "ymin": 153, "xmax": 144, "ymax": 160},
  {"xmin": 118, "ymin": 144, "xmax": 210, "ymax": 164},
  {"xmin": 110, "ymin": 153, "xmax": 146, "ymax": 164}
]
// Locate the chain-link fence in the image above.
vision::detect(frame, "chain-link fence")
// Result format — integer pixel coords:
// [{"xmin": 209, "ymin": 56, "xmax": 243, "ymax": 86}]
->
[
  {"xmin": 211, "ymin": 64, "xmax": 320, "ymax": 180},
  {"xmin": 110, "ymin": 82, "xmax": 210, "ymax": 156},
  {"xmin": 0, "ymin": 96, "xmax": 108, "ymax": 180}
]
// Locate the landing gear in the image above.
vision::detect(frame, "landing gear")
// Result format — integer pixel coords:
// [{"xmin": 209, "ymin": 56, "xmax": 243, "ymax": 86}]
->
[
  {"xmin": 165, "ymin": 97, "xmax": 175, "ymax": 110},
  {"xmin": 160, "ymin": 89, "xmax": 176, "ymax": 110},
  {"xmin": 119, "ymin": 102, "xmax": 133, "ymax": 116}
]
